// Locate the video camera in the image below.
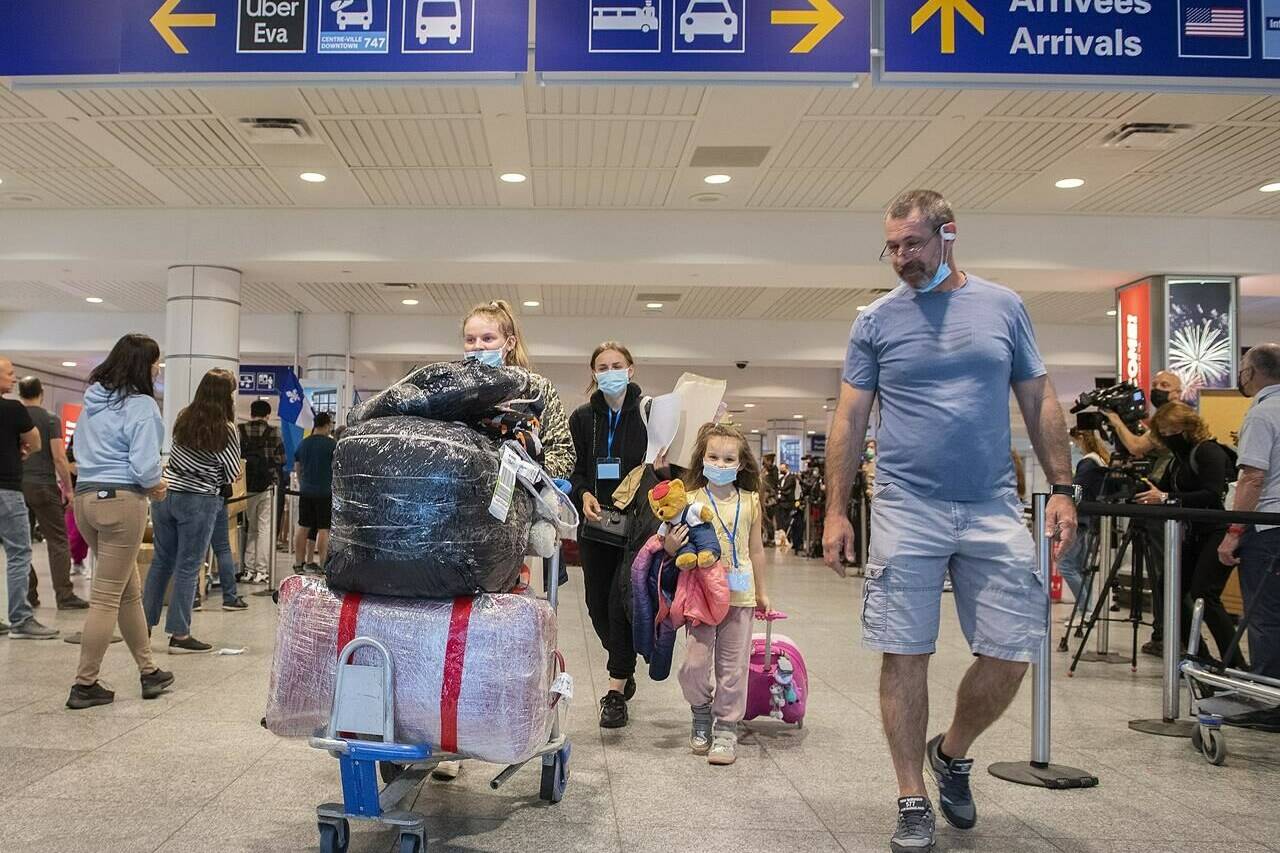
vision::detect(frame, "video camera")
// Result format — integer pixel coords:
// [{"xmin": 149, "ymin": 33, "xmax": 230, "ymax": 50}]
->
[
  {"xmin": 1070, "ymin": 381, "xmax": 1156, "ymax": 503},
  {"xmin": 1069, "ymin": 381, "xmax": 1147, "ymax": 429}
]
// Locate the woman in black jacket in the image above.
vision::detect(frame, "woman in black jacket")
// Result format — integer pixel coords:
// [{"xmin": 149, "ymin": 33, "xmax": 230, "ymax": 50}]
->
[
  {"xmin": 1136, "ymin": 402, "xmax": 1244, "ymax": 666},
  {"xmin": 569, "ymin": 341, "xmax": 647, "ymax": 729}
]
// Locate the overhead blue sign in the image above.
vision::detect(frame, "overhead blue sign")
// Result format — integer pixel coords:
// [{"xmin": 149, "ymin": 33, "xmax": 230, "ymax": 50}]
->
[
  {"xmin": 536, "ymin": 0, "xmax": 870, "ymax": 75},
  {"xmin": 883, "ymin": 0, "xmax": 1280, "ymax": 88},
  {"xmin": 0, "ymin": 0, "xmax": 527, "ymax": 78}
]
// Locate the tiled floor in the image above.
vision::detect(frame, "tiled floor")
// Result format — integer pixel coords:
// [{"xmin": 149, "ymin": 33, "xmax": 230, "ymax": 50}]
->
[{"xmin": 2, "ymin": 546, "xmax": 1278, "ymax": 853}]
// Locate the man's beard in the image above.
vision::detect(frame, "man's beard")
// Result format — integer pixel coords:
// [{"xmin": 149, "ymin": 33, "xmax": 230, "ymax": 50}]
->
[{"xmin": 897, "ymin": 260, "xmax": 931, "ymax": 286}]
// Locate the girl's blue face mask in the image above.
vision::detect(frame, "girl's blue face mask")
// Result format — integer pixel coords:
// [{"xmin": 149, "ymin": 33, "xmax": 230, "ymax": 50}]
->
[
  {"xmin": 596, "ymin": 369, "xmax": 630, "ymax": 397},
  {"xmin": 703, "ymin": 463, "xmax": 739, "ymax": 487},
  {"xmin": 465, "ymin": 349, "xmax": 505, "ymax": 368}
]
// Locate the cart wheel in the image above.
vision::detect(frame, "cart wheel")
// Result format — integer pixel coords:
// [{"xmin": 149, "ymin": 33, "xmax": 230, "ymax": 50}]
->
[
  {"xmin": 399, "ymin": 832, "xmax": 423, "ymax": 853},
  {"xmin": 318, "ymin": 819, "xmax": 350, "ymax": 853},
  {"xmin": 1200, "ymin": 728, "xmax": 1227, "ymax": 766},
  {"xmin": 539, "ymin": 744, "xmax": 571, "ymax": 803},
  {"xmin": 379, "ymin": 762, "xmax": 404, "ymax": 785},
  {"xmin": 1190, "ymin": 725, "xmax": 1203, "ymax": 752}
]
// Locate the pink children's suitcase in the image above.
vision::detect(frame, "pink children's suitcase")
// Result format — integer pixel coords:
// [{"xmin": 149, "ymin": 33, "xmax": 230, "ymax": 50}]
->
[{"xmin": 744, "ymin": 611, "xmax": 808, "ymax": 727}]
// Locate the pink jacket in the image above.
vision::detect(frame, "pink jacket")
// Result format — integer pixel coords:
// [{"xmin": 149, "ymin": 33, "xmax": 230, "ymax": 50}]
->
[{"xmin": 669, "ymin": 562, "xmax": 730, "ymax": 629}]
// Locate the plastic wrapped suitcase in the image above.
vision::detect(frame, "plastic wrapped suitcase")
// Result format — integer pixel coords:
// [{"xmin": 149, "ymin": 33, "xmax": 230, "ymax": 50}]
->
[
  {"xmin": 265, "ymin": 575, "xmax": 560, "ymax": 765},
  {"xmin": 743, "ymin": 611, "xmax": 808, "ymax": 726}
]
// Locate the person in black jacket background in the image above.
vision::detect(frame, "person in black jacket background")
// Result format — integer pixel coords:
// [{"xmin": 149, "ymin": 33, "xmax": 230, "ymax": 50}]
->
[
  {"xmin": 1136, "ymin": 402, "xmax": 1244, "ymax": 665},
  {"xmin": 1056, "ymin": 429, "xmax": 1110, "ymax": 620},
  {"xmin": 568, "ymin": 341, "xmax": 648, "ymax": 728}
]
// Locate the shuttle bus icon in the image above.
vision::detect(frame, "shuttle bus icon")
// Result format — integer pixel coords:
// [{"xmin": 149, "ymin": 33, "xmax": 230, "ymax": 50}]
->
[
  {"xmin": 416, "ymin": 0, "xmax": 461, "ymax": 44},
  {"xmin": 592, "ymin": 1, "xmax": 659, "ymax": 33},
  {"xmin": 331, "ymin": 0, "xmax": 374, "ymax": 30}
]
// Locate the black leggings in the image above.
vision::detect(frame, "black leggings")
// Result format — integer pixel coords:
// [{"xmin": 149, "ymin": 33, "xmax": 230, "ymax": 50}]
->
[
  {"xmin": 578, "ymin": 537, "xmax": 637, "ymax": 681},
  {"xmin": 1181, "ymin": 527, "xmax": 1244, "ymax": 666}
]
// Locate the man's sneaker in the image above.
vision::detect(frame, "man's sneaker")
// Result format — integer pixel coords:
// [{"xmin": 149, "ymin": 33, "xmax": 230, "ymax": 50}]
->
[
  {"xmin": 926, "ymin": 734, "xmax": 976, "ymax": 830},
  {"xmin": 66, "ymin": 681, "xmax": 115, "ymax": 710},
  {"xmin": 707, "ymin": 724, "xmax": 737, "ymax": 766},
  {"xmin": 891, "ymin": 797, "xmax": 936, "ymax": 853},
  {"xmin": 222, "ymin": 596, "xmax": 249, "ymax": 612},
  {"xmin": 690, "ymin": 704, "xmax": 713, "ymax": 755},
  {"xmin": 58, "ymin": 595, "xmax": 91, "ymax": 610},
  {"xmin": 10, "ymin": 618, "xmax": 59, "ymax": 640},
  {"xmin": 1141, "ymin": 639, "xmax": 1163, "ymax": 657},
  {"xmin": 141, "ymin": 668, "xmax": 175, "ymax": 699},
  {"xmin": 599, "ymin": 691, "xmax": 628, "ymax": 729},
  {"xmin": 431, "ymin": 760, "xmax": 462, "ymax": 781},
  {"xmin": 27, "ymin": 592, "xmax": 40, "ymax": 608},
  {"xmin": 192, "ymin": 596, "xmax": 203, "ymax": 612},
  {"xmin": 292, "ymin": 564, "xmax": 306, "ymax": 575},
  {"xmin": 169, "ymin": 635, "xmax": 213, "ymax": 655},
  {"xmin": 305, "ymin": 562, "xmax": 323, "ymax": 575},
  {"xmin": 623, "ymin": 676, "xmax": 637, "ymax": 700},
  {"xmin": 236, "ymin": 570, "xmax": 250, "ymax": 582}
]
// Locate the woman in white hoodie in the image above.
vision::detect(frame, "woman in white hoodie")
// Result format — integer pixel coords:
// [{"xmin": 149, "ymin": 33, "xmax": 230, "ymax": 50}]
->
[{"xmin": 66, "ymin": 334, "xmax": 174, "ymax": 710}]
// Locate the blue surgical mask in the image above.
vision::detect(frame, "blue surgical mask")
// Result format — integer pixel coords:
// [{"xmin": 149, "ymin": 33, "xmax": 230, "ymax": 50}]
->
[
  {"xmin": 465, "ymin": 349, "xmax": 505, "ymax": 368},
  {"xmin": 905, "ymin": 259, "xmax": 951, "ymax": 294},
  {"xmin": 703, "ymin": 463, "xmax": 739, "ymax": 487},
  {"xmin": 596, "ymin": 369, "xmax": 630, "ymax": 398}
]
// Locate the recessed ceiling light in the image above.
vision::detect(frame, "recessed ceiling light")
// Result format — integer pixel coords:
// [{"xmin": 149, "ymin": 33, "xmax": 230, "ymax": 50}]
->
[
  {"xmin": 85, "ymin": 297, "xmax": 104, "ymax": 304},
  {"xmin": 499, "ymin": 172, "xmax": 527, "ymax": 184},
  {"xmin": 1261, "ymin": 182, "xmax": 1280, "ymax": 193},
  {"xmin": 1106, "ymin": 309, "xmax": 1117, "ymax": 317},
  {"xmin": 792, "ymin": 414, "xmax": 804, "ymax": 420},
  {"xmin": 751, "ymin": 429, "xmax": 760, "ymax": 434},
  {"xmin": 401, "ymin": 298, "xmax": 420, "ymax": 306},
  {"xmin": 646, "ymin": 302, "xmax": 664, "ymax": 310},
  {"xmin": 856, "ymin": 305, "xmax": 869, "ymax": 311},
  {"xmin": 1055, "ymin": 178, "xmax": 1085, "ymax": 189},
  {"xmin": 807, "ymin": 430, "xmax": 816, "ymax": 435},
  {"xmin": 0, "ymin": 177, "xmax": 4, "ymax": 186},
  {"xmin": 299, "ymin": 172, "xmax": 327, "ymax": 183},
  {"xmin": 61, "ymin": 361, "xmax": 77, "ymax": 368},
  {"xmin": 703, "ymin": 174, "xmax": 732, "ymax": 185},
  {"xmin": 743, "ymin": 403, "xmax": 756, "ymax": 409},
  {"xmin": 522, "ymin": 300, "xmax": 541, "ymax": 308}
]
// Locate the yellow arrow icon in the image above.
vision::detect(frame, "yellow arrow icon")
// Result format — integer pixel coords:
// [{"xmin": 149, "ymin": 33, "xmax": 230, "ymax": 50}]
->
[
  {"xmin": 150, "ymin": 0, "xmax": 217, "ymax": 55},
  {"xmin": 910, "ymin": 0, "xmax": 983, "ymax": 55},
  {"xmin": 771, "ymin": 0, "xmax": 845, "ymax": 54}
]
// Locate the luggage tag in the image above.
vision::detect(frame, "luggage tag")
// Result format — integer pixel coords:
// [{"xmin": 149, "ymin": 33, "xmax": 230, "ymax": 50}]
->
[
  {"xmin": 596, "ymin": 458, "xmax": 622, "ymax": 482},
  {"xmin": 727, "ymin": 571, "xmax": 753, "ymax": 593},
  {"xmin": 551, "ymin": 672, "xmax": 574, "ymax": 703},
  {"xmin": 493, "ymin": 441, "xmax": 581, "ymax": 534},
  {"xmin": 489, "ymin": 444, "xmax": 522, "ymax": 522}
]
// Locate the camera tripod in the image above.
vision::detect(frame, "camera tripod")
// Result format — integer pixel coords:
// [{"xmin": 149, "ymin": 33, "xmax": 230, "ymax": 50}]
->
[{"xmin": 1068, "ymin": 514, "xmax": 1162, "ymax": 676}]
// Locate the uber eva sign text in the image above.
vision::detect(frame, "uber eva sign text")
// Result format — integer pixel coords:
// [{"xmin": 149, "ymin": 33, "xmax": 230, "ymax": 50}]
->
[{"xmin": 238, "ymin": 0, "xmax": 308, "ymax": 52}]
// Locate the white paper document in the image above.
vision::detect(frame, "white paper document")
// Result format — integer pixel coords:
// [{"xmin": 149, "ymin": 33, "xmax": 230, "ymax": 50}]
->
[{"xmin": 643, "ymin": 373, "xmax": 728, "ymax": 468}]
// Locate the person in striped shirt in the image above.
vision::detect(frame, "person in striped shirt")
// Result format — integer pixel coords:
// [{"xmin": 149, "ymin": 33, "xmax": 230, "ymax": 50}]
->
[{"xmin": 142, "ymin": 369, "xmax": 242, "ymax": 655}]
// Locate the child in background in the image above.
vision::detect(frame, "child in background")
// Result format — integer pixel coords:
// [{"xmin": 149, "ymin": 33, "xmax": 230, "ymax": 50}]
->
[{"xmin": 664, "ymin": 423, "xmax": 770, "ymax": 766}]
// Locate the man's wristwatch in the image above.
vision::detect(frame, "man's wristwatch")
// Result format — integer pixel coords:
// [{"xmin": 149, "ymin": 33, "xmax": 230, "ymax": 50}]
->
[{"xmin": 1051, "ymin": 484, "xmax": 1083, "ymax": 503}]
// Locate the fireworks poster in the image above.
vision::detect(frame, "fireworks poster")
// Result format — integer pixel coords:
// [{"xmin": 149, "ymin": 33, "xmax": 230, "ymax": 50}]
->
[{"xmin": 1166, "ymin": 279, "xmax": 1237, "ymax": 404}]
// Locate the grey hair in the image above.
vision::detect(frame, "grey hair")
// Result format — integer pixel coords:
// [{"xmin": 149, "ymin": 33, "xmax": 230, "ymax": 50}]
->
[
  {"xmin": 885, "ymin": 189, "xmax": 955, "ymax": 232},
  {"xmin": 1246, "ymin": 343, "xmax": 1280, "ymax": 380}
]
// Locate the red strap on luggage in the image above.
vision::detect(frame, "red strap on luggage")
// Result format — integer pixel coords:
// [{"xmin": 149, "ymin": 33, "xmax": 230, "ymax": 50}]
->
[
  {"xmin": 439, "ymin": 596, "xmax": 475, "ymax": 754},
  {"xmin": 336, "ymin": 592, "xmax": 363, "ymax": 657}
]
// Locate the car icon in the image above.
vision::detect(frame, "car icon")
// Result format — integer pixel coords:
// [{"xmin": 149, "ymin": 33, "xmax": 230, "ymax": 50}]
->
[{"xmin": 679, "ymin": 0, "xmax": 737, "ymax": 44}]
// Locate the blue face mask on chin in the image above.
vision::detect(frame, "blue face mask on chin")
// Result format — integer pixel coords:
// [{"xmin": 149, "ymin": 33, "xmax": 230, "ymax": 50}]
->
[
  {"xmin": 596, "ymin": 369, "xmax": 630, "ymax": 398},
  {"xmin": 703, "ymin": 463, "xmax": 739, "ymax": 487},
  {"xmin": 465, "ymin": 349, "xmax": 505, "ymax": 368},
  {"xmin": 904, "ymin": 259, "xmax": 951, "ymax": 294}
]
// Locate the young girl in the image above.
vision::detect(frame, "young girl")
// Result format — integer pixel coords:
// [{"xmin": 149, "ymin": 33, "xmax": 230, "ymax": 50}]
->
[{"xmin": 666, "ymin": 423, "xmax": 770, "ymax": 766}]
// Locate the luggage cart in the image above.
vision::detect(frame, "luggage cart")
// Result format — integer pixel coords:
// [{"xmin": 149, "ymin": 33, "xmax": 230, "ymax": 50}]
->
[
  {"xmin": 308, "ymin": 477, "xmax": 577, "ymax": 852},
  {"xmin": 1182, "ymin": 593, "xmax": 1280, "ymax": 767}
]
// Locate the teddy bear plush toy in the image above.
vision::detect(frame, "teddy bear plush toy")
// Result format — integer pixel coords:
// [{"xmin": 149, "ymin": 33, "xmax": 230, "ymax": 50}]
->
[{"xmin": 647, "ymin": 479, "xmax": 721, "ymax": 571}]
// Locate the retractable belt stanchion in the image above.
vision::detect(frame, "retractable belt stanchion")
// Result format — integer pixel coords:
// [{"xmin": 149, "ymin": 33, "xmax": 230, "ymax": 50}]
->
[
  {"xmin": 990, "ymin": 493, "xmax": 1100, "ymax": 789},
  {"xmin": 1130, "ymin": 518, "xmax": 1193, "ymax": 737}
]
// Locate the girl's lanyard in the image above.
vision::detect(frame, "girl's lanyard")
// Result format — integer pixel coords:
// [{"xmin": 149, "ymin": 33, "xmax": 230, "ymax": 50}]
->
[{"xmin": 705, "ymin": 487, "xmax": 741, "ymax": 570}]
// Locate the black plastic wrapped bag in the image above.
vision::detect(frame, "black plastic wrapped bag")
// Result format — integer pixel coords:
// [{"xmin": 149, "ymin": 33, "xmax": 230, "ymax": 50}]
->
[
  {"xmin": 326, "ymin": 416, "xmax": 533, "ymax": 598},
  {"xmin": 348, "ymin": 360, "xmax": 530, "ymax": 426}
]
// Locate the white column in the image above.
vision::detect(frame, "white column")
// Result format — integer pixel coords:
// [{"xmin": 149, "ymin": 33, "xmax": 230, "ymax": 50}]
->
[
  {"xmin": 163, "ymin": 266, "xmax": 242, "ymax": 445},
  {"xmin": 300, "ymin": 312, "xmax": 354, "ymax": 424}
]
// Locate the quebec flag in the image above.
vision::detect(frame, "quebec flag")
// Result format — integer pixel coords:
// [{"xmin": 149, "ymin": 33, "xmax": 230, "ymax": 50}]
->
[{"xmin": 276, "ymin": 367, "xmax": 315, "ymax": 476}]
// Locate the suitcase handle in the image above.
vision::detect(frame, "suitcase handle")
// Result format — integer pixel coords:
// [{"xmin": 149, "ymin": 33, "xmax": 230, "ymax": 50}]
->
[{"xmin": 754, "ymin": 609, "xmax": 787, "ymax": 622}]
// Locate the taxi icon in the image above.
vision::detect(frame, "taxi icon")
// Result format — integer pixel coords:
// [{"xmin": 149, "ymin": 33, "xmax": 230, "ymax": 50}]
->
[{"xmin": 679, "ymin": 0, "xmax": 738, "ymax": 44}]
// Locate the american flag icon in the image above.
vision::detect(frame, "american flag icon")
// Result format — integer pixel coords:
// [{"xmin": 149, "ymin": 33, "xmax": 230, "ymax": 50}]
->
[{"xmin": 1184, "ymin": 7, "xmax": 1247, "ymax": 37}]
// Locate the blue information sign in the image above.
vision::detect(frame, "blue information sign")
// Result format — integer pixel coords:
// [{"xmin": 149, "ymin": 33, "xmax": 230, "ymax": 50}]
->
[
  {"xmin": 883, "ymin": 0, "xmax": 1280, "ymax": 88},
  {"xmin": 536, "ymin": 0, "xmax": 870, "ymax": 75},
  {"xmin": 0, "ymin": 0, "xmax": 527, "ymax": 78}
]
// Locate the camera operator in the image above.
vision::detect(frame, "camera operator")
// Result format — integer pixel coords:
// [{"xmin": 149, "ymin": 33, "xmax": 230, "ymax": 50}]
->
[
  {"xmin": 1103, "ymin": 370, "xmax": 1184, "ymax": 458},
  {"xmin": 1134, "ymin": 402, "xmax": 1242, "ymax": 664},
  {"xmin": 1057, "ymin": 429, "xmax": 1110, "ymax": 618}
]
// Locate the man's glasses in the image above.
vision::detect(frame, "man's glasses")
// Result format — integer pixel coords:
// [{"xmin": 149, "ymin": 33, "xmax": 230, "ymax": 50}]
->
[{"xmin": 879, "ymin": 231, "xmax": 938, "ymax": 264}]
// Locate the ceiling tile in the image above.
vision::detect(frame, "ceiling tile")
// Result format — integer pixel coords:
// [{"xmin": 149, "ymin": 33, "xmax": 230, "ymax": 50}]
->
[
  {"xmin": 1236, "ymin": 192, "xmax": 1280, "ymax": 217},
  {"xmin": 99, "ymin": 118, "xmax": 258, "ymax": 167},
  {"xmin": 61, "ymin": 88, "xmax": 211, "ymax": 118},
  {"xmin": 24, "ymin": 169, "xmax": 162, "ymax": 206},
  {"xmin": 1229, "ymin": 97, "xmax": 1280, "ymax": 124},
  {"xmin": 321, "ymin": 118, "xmax": 489, "ymax": 167},
  {"xmin": 419, "ymin": 283, "xmax": 521, "ymax": 315},
  {"xmin": 540, "ymin": 284, "xmax": 636, "ymax": 316},
  {"xmin": 1019, "ymin": 290, "xmax": 1114, "ymax": 325},
  {"xmin": 300, "ymin": 282, "xmax": 397, "ymax": 313},
  {"xmin": 1073, "ymin": 173, "xmax": 1265, "ymax": 215},
  {"xmin": 300, "ymin": 87, "xmax": 481, "ymax": 116},
  {"xmin": 0, "ymin": 281, "xmax": 74, "ymax": 311},
  {"xmin": 905, "ymin": 170, "xmax": 1037, "ymax": 210},
  {"xmin": 747, "ymin": 169, "xmax": 878, "ymax": 209},
  {"xmin": 1140, "ymin": 124, "xmax": 1280, "ymax": 176},
  {"xmin": 986, "ymin": 91, "xmax": 1151, "ymax": 120},
  {"xmin": 0, "ymin": 123, "xmax": 110, "ymax": 170},
  {"xmin": 161, "ymin": 168, "xmax": 293, "ymax": 206},
  {"xmin": 525, "ymin": 85, "xmax": 704, "ymax": 117},
  {"xmin": 528, "ymin": 118, "xmax": 693, "ymax": 168},
  {"xmin": 353, "ymin": 168, "xmax": 498, "ymax": 206},
  {"xmin": 532, "ymin": 169, "xmax": 675, "ymax": 207},
  {"xmin": 772, "ymin": 119, "xmax": 929, "ymax": 170},
  {"xmin": 806, "ymin": 87, "xmax": 959, "ymax": 118},
  {"xmin": 672, "ymin": 286, "xmax": 767, "ymax": 319},
  {"xmin": 242, "ymin": 282, "xmax": 313, "ymax": 313},
  {"xmin": 934, "ymin": 120, "xmax": 1102, "ymax": 172},
  {"xmin": 761, "ymin": 286, "xmax": 872, "ymax": 321},
  {"xmin": 0, "ymin": 88, "xmax": 43, "ymax": 119},
  {"xmin": 60, "ymin": 280, "xmax": 165, "ymax": 310}
]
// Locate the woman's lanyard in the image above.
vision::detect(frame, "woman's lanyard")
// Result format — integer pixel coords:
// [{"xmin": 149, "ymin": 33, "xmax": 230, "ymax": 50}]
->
[
  {"xmin": 604, "ymin": 409, "xmax": 621, "ymax": 458},
  {"xmin": 705, "ymin": 487, "xmax": 742, "ymax": 570}
]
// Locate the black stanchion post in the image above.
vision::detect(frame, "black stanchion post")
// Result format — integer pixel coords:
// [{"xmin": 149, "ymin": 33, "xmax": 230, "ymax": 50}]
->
[
  {"xmin": 989, "ymin": 493, "xmax": 1100, "ymax": 789},
  {"xmin": 1130, "ymin": 518, "xmax": 1195, "ymax": 737}
]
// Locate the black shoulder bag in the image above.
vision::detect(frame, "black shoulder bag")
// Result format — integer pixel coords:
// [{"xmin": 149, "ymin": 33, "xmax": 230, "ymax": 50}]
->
[{"xmin": 578, "ymin": 408, "xmax": 633, "ymax": 548}]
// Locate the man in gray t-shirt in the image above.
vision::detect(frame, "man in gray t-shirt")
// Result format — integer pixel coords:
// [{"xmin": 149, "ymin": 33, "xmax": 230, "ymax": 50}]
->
[{"xmin": 822, "ymin": 190, "xmax": 1076, "ymax": 851}]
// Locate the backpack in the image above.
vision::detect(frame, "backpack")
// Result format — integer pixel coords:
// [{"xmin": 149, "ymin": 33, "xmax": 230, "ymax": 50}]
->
[
  {"xmin": 239, "ymin": 422, "xmax": 279, "ymax": 493},
  {"xmin": 1187, "ymin": 440, "xmax": 1239, "ymax": 506}
]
